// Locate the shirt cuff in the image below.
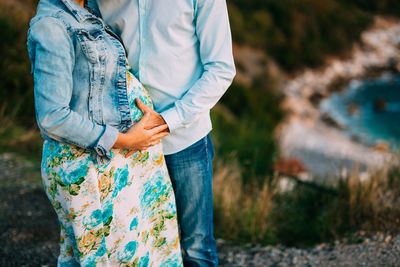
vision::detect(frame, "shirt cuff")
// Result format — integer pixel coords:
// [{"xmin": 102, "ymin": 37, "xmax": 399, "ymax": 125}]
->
[
  {"xmin": 160, "ymin": 107, "xmax": 183, "ymax": 133},
  {"xmin": 93, "ymin": 125, "xmax": 119, "ymax": 161}
]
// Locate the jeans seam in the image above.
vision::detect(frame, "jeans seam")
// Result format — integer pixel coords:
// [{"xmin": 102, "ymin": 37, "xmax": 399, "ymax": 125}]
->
[
  {"xmin": 205, "ymin": 134, "xmax": 215, "ymax": 257},
  {"xmin": 205, "ymin": 135, "xmax": 209, "ymax": 164}
]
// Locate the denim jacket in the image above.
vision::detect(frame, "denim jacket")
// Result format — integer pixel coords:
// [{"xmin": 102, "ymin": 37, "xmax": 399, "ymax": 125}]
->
[{"xmin": 27, "ymin": 0, "xmax": 131, "ymax": 163}]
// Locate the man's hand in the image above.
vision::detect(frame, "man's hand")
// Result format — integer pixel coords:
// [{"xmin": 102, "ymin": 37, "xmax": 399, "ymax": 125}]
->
[
  {"xmin": 136, "ymin": 98, "xmax": 169, "ymax": 132},
  {"xmin": 113, "ymin": 111, "xmax": 169, "ymax": 157}
]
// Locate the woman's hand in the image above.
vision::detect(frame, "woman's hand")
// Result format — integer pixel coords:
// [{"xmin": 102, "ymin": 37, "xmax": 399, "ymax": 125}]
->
[{"xmin": 113, "ymin": 111, "xmax": 169, "ymax": 158}]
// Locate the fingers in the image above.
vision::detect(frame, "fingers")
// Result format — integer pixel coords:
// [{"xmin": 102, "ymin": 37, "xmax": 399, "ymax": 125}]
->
[
  {"xmin": 148, "ymin": 124, "xmax": 169, "ymax": 135},
  {"xmin": 136, "ymin": 98, "xmax": 151, "ymax": 113},
  {"xmin": 124, "ymin": 131, "xmax": 167, "ymax": 158},
  {"xmin": 150, "ymin": 132, "xmax": 169, "ymax": 142}
]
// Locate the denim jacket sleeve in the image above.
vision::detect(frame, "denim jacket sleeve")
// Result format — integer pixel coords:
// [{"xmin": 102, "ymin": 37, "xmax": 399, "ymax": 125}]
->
[
  {"xmin": 28, "ymin": 16, "xmax": 119, "ymax": 160},
  {"xmin": 160, "ymin": 0, "xmax": 236, "ymax": 132}
]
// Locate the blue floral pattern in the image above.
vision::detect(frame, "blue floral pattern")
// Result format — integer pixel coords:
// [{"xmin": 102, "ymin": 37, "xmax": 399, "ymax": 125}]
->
[{"xmin": 41, "ymin": 67, "xmax": 183, "ymax": 266}]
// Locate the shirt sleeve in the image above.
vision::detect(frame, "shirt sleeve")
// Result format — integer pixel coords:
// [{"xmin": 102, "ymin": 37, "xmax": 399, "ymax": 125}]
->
[
  {"xmin": 160, "ymin": 0, "xmax": 236, "ymax": 132},
  {"xmin": 28, "ymin": 17, "xmax": 119, "ymax": 160}
]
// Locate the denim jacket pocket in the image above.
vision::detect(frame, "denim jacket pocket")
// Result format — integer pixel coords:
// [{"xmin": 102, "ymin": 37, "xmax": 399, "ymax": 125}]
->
[{"xmin": 77, "ymin": 29, "xmax": 106, "ymax": 63}]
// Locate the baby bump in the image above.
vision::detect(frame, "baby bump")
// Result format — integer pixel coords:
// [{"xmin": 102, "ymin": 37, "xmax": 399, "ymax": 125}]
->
[{"xmin": 126, "ymin": 71, "xmax": 153, "ymax": 123}]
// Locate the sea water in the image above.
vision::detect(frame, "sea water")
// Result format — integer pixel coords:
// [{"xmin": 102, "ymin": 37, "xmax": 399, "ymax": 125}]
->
[{"xmin": 320, "ymin": 72, "xmax": 400, "ymax": 151}]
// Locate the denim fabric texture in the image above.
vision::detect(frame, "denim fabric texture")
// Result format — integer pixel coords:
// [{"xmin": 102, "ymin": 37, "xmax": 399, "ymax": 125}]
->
[
  {"xmin": 27, "ymin": 0, "xmax": 132, "ymax": 163},
  {"xmin": 165, "ymin": 134, "xmax": 218, "ymax": 267},
  {"xmin": 97, "ymin": 0, "xmax": 236, "ymax": 155}
]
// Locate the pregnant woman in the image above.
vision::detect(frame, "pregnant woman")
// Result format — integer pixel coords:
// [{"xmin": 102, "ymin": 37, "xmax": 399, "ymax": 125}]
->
[{"xmin": 27, "ymin": 0, "xmax": 183, "ymax": 266}]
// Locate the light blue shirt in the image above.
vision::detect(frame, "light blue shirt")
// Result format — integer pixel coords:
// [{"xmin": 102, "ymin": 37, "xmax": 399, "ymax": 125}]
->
[{"xmin": 96, "ymin": 0, "xmax": 236, "ymax": 154}]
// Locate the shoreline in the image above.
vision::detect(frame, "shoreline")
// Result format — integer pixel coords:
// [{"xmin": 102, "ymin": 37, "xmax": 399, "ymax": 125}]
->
[
  {"xmin": 319, "ymin": 72, "xmax": 400, "ymax": 150},
  {"xmin": 277, "ymin": 16, "xmax": 400, "ymax": 179}
]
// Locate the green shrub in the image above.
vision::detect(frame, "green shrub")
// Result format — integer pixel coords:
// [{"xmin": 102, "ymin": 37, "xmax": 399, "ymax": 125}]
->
[
  {"xmin": 228, "ymin": 0, "xmax": 374, "ymax": 69},
  {"xmin": 212, "ymin": 80, "xmax": 283, "ymax": 184},
  {"xmin": 0, "ymin": 14, "xmax": 34, "ymax": 126},
  {"xmin": 0, "ymin": 5, "xmax": 39, "ymax": 155}
]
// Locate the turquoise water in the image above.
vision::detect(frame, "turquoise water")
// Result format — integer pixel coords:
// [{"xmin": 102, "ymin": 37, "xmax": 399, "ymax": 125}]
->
[{"xmin": 320, "ymin": 72, "xmax": 400, "ymax": 151}]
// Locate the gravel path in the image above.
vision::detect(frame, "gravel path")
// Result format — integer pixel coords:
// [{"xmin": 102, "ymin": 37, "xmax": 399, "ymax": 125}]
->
[
  {"xmin": 1, "ymin": 153, "xmax": 399, "ymax": 266},
  {"xmin": 217, "ymin": 234, "xmax": 400, "ymax": 266}
]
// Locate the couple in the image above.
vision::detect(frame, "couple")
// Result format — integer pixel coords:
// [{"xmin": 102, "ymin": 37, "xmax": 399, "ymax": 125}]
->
[{"xmin": 27, "ymin": 0, "xmax": 235, "ymax": 266}]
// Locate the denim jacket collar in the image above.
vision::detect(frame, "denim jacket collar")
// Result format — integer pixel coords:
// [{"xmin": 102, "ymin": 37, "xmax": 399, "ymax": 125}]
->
[
  {"xmin": 60, "ymin": 0, "xmax": 101, "ymax": 22},
  {"xmin": 86, "ymin": 0, "xmax": 102, "ymax": 18}
]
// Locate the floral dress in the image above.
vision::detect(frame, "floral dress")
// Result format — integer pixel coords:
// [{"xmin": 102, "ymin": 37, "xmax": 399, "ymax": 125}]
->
[{"xmin": 41, "ymin": 64, "xmax": 183, "ymax": 267}]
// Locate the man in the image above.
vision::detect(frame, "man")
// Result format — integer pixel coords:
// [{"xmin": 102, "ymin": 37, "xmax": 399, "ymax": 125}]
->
[{"xmin": 96, "ymin": 0, "xmax": 235, "ymax": 265}]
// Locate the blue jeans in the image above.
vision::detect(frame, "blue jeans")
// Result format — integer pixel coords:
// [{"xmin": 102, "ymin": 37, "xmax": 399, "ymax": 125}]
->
[{"xmin": 165, "ymin": 134, "xmax": 218, "ymax": 267}]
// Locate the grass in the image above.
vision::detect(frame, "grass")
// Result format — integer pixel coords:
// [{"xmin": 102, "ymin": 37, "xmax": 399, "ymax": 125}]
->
[
  {"xmin": 212, "ymin": 160, "xmax": 278, "ymax": 244},
  {"xmin": 213, "ymin": 159, "xmax": 400, "ymax": 246}
]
